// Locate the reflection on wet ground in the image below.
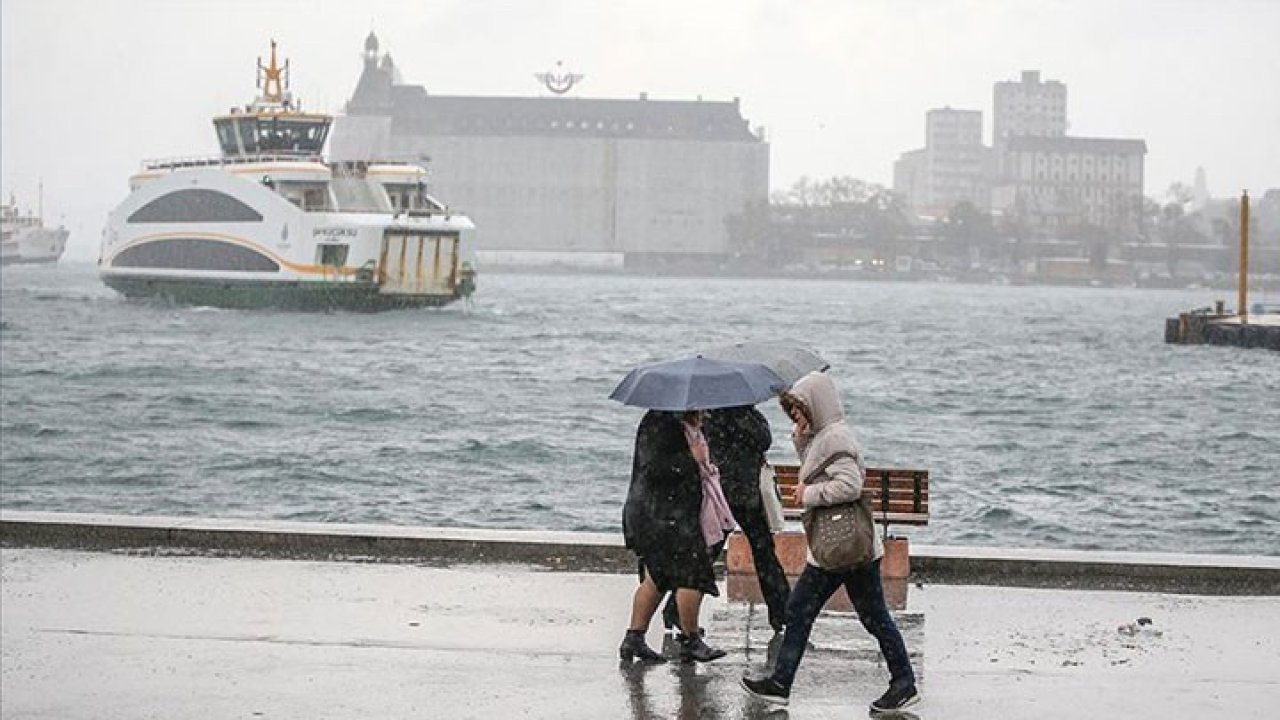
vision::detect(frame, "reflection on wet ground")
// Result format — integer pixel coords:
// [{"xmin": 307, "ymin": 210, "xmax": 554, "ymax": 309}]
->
[{"xmin": 616, "ymin": 595, "xmax": 926, "ymax": 720}]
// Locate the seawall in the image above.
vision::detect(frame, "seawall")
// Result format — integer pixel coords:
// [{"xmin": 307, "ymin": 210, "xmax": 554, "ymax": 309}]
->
[{"xmin": 3, "ymin": 510, "xmax": 1277, "ymax": 595}]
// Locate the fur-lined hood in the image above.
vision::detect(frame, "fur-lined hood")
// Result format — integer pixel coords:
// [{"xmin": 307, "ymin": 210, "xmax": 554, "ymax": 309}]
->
[{"xmin": 789, "ymin": 371, "xmax": 864, "ymax": 483}]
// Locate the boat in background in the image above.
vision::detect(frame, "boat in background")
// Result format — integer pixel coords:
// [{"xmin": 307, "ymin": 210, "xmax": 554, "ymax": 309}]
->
[
  {"xmin": 1, "ymin": 192, "xmax": 69, "ymax": 267},
  {"xmin": 98, "ymin": 41, "xmax": 476, "ymax": 310}
]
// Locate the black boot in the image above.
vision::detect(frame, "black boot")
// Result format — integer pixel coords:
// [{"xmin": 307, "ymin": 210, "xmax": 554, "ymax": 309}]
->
[
  {"xmin": 619, "ymin": 629, "xmax": 667, "ymax": 664},
  {"xmin": 677, "ymin": 631, "xmax": 726, "ymax": 663}
]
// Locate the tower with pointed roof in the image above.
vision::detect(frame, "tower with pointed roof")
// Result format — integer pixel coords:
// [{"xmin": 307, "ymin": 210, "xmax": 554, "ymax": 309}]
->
[{"xmin": 348, "ymin": 32, "xmax": 393, "ymax": 113}]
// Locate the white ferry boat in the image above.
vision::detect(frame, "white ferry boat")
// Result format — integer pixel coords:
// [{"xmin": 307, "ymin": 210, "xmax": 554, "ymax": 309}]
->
[
  {"xmin": 1, "ymin": 193, "xmax": 68, "ymax": 267},
  {"xmin": 99, "ymin": 42, "xmax": 476, "ymax": 310}
]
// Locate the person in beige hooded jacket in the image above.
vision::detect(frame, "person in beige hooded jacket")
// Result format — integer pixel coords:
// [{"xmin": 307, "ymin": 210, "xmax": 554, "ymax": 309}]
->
[{"xmin": 740, "ymin": 371, "xmax": 919, "ymax": 714}]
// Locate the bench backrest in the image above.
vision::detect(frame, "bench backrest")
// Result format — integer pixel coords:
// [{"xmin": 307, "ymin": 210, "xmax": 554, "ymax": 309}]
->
[{"xmin": 773, "ymin": 463, "xmax": 929, "ymax": 526}]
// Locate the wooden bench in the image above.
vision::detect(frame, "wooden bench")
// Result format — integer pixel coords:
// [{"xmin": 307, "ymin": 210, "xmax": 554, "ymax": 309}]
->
[
  {"xmin": 726, "ymin": 462, "xmax": 930, "ymax": 580},
  {"xmin": 774, "ymin": 464, "xmax": 929, "ymax": 527}
]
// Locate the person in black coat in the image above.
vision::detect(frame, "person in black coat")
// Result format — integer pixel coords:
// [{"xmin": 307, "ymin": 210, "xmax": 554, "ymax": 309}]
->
[
  {"xmin": 619, "ymin": 410, "xmax": 726, "ymax": 664},
  {"xmin": 703, "ymin": 405, "xmax": 791, "ymax": 632}
]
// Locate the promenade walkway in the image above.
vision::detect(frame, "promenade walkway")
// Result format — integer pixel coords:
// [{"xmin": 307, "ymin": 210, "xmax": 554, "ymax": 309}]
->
[{"xmin": 3, "ymin": 542, "xmax": 1277, "ymax": 719}]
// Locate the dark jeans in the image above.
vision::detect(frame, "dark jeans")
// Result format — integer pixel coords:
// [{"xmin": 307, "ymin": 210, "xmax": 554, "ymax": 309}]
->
[
  {"xmin": 728, "ymin": 497, "xmax": 791, "ymax": 628},
  {"xmin": 770, "ymin": 560, "xmax": 915, "ymax": 690}
]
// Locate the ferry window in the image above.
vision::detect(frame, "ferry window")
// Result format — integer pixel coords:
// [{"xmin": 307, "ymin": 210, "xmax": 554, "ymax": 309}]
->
[
  {"xmin": 318, "ymin": 244, "xmax": 349, "ymax": 267},
  {"xmin": 128, "ymin": 189, "xmax": 263, "ymax": 223},
  {"xmin": 113, "ymin": 238, "xmax": 278, "ymax": 272},
  {"xmin": 215, "ymin": 122, "xmax": 238, "ymax": 154},
  {"xmin": 302, "ymin": 188, "xmax": 328, "ymax": 211},
  {"xmin": 272, "ymin": 121, "xmax": 324, "ymax": 152},
  {"xmin": 237, "ymin": 119, "xmax": 259, "ymax": 152},
  {"xmin": 259, "ymin": 119, "xmax": 289, "ymax": 151}
]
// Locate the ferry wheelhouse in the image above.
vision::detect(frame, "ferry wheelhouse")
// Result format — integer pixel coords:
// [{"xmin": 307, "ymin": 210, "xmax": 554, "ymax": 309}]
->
[{"xmin": 99, "ymin": 42, "xmax": 476, "ymax": 310}]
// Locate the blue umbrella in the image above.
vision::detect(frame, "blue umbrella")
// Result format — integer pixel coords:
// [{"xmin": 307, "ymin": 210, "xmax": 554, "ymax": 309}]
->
[{"xmin": 609, "ymin": 356, "xmax": 787, "ymax": 411}]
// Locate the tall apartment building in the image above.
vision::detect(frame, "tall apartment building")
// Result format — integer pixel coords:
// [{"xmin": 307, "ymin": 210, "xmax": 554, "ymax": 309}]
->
[
  {"xmin": 893, "ymin": 107, "xmax": 990, "ymax": 217},
  {"xmin": 992, "ymin": 70, "xmax": 1067, "ymax": 147}
]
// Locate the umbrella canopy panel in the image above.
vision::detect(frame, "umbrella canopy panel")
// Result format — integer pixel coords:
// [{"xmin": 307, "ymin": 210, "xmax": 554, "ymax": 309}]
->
[
  {"xmin": 609, "ymin": 356, "xmax": 786, "ymax": 411},
  {"xmin": 699, "ymin": 341, "xmax": 829, "ymax": 388}
]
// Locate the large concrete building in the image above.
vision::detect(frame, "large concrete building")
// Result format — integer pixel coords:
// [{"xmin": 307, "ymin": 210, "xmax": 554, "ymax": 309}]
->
[
  {"xmin": 333, "ymin": 34, "xmax": 769, "ymax": 269},
  {"xmin": 992, "ymin": 136, "xmax": 1147, "ymax": 234}
]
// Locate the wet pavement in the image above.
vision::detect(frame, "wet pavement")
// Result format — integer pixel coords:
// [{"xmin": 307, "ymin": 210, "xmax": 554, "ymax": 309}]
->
[{"xmin": 2, "ymin": 547, "xmax": 1278, "ymax": 719}]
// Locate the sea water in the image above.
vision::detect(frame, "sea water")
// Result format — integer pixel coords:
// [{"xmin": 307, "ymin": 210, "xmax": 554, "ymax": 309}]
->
[{"xmin": 2, "ymin": 263, "xmax": 1277, "ymax": 555}]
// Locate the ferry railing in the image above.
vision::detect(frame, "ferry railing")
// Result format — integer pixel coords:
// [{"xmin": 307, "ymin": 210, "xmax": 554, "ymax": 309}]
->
[
  {"xmin": 142, "ymin": 154, "xmax": 436, "ymax": 172},
  {"xmin": 141, "ymin": 153, "xmax": 325, "ymax": 171}
]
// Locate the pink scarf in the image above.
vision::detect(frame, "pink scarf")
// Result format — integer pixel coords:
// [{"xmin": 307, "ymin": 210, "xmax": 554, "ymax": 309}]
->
[{"xmin": 683, "ymin": 420, "xmax": 736, "ymax": 547}]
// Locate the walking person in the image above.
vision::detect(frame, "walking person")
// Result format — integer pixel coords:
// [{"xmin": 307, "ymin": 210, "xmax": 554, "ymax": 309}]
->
[
  {"xmin": 702, "ymin": 405, "xmax": 790, "ymax": 633},
  {"xmin": 739, "ymin": 371, "xmax": 919, "ymax": 713},
  {"xmin": 619, "ymin": 409, "xmax": 732, "ymax": 664}
]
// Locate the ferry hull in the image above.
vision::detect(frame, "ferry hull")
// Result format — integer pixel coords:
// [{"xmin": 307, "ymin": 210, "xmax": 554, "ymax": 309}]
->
[
  {"xmin": 0, "ymin": 227, "xmax": 69, "ymax": 267},
  {"xmin": 102, "ymin": 275, "xmax": 461, "ymax": 311},
  {"xmin": 1, "ymin": 254, "xmax": 63, "ymax": 267}
]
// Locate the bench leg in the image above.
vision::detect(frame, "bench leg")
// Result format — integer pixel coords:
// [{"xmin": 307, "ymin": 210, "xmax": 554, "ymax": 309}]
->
[{"xmin": 881, "ymin": 536, "xmax": 910, "ymax": 579}]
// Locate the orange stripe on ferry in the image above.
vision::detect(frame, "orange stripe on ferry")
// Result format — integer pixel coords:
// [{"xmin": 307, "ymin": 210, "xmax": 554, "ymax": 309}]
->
[{"xmin": 106, "ymin": 231, "xmax": 358, "ymax": 276}]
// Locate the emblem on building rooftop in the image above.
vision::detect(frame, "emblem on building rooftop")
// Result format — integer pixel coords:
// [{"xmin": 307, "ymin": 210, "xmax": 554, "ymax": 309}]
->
[{"xmin": 535, "ymin": 61, "xmax": 585, "ymax": 95}]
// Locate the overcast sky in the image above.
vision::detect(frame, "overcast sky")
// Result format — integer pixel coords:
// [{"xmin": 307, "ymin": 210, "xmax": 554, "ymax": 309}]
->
[{"xmin": 3, "ymin": 0, "xmax": 1278, "ymax": 260}]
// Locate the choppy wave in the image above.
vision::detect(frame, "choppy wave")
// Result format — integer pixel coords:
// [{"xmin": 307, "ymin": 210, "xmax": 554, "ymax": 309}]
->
[{"xmin": 2, "ymin": 263, "xmax": 1278, "ymax": 556}]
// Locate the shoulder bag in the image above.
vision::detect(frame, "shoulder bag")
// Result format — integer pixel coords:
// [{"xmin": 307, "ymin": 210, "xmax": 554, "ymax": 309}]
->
[{"xmin": 799, "ymin": 452, "xmax": 875, "ymax": 569}]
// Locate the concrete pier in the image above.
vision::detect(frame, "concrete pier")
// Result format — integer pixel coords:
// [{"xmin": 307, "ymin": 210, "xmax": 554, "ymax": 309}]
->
[{"xmin": 1165, "ymin": 309, "xmax": 1280, "ymax": 350}]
